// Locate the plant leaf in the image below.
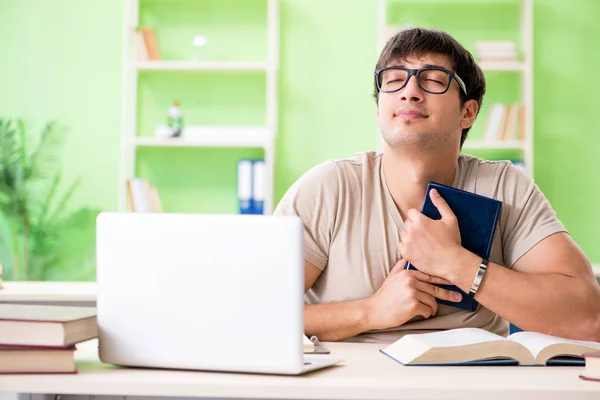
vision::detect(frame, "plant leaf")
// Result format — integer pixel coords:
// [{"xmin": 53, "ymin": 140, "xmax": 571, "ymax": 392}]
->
[{"xmin": 0, "ymin": 211, "xmax": 15, "ymax": 278}]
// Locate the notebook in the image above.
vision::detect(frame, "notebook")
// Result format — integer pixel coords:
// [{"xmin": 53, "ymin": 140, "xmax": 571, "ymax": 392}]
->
[{"xmin": 405, "ymin": 181, "xmax": 502, "ymax": 311}]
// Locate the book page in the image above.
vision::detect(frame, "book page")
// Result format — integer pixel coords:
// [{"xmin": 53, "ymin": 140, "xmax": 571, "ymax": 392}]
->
[
  {"xmin": 508, "ymin": 332, "xmax": 600, "ymax": 360},
  {"xmin": 303, "ymin": 335, "xmax": 315, "ymax": 352},
  {"xmin": 409, "ymin": 328, "xmax": 504, "ymax": 348}
]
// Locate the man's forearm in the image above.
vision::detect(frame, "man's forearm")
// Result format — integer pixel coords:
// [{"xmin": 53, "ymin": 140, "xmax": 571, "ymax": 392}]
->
[
  {"xmin": 304, "ymin": 299, "xmax": 373, "ymax": 341},
  {"xmin": 454, "ymin": 251, "xmax": 600, "ymax": 341}
]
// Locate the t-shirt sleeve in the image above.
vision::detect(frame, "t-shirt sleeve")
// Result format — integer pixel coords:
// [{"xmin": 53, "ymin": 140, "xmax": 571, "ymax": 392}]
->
[
  {"xmin": 273, "ymin": 161, "xmax": 339, "ymax": 271},
  {"xmin": 499, "ymin": 163, "xmax": 568, "ymax": 268}
]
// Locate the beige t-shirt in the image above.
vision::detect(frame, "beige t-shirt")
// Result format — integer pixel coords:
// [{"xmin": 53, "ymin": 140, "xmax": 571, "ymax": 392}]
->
[{"xmin": 274, "ymin": 151, "xmax": 567, "ymax": 343}]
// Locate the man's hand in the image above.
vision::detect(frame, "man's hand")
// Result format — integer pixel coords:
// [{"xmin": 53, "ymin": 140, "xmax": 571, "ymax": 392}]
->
[
  {"xmin": 398, "ymin": 188, "xmax": 463, "ymax": 281},
  {"xmin": 367, "ymin": 259, "xmax": 463, "ymax": 331}
]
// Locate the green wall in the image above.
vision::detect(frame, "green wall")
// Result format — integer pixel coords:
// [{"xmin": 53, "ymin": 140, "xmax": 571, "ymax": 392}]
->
[{"xmin": 0, "ymin": 0, "xmax": 598, "ymax": 280}]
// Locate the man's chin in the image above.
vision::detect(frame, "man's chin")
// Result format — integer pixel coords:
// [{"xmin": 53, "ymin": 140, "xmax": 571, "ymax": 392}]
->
[{"xmin": 382, "ymin": 132, "xmax": 449, "ymax": 151}]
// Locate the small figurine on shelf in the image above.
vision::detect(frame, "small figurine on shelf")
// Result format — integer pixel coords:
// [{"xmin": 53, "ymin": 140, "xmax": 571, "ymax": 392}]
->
[{"xmin": 167, "ymin": 100, "xmax": 184, "ymax": 137}]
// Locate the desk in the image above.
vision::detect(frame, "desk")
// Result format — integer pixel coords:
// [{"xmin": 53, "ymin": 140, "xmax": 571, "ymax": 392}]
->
[{"xmin": 0, "ymin": 340, "xmax": 599, "ymax": 400}]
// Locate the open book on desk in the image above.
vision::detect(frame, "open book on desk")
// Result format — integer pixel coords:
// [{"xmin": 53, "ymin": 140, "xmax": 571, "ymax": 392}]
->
[{"xmin": 380, "ymin": 328, "xmax": 600, "ymax": 366}]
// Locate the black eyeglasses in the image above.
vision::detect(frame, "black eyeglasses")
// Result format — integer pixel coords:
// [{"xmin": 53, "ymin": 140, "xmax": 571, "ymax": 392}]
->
[{"xmin": 375, "ymin": 66, "xmax": 468, "ymax": 96}]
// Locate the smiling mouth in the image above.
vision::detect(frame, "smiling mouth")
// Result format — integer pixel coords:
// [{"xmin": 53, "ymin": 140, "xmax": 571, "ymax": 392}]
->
[{"xmin": 394, "ymin": 109, "xmax": 428, "ymax": 119}]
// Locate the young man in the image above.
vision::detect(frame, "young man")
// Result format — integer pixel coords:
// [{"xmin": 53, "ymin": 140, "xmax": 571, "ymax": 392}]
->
[{"xmin": 274, "ymin": 28, "xmax": 600, "ymax": 343}]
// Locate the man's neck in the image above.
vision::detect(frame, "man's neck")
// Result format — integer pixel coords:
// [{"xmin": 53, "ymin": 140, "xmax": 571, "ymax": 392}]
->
[{"xmin": 382, "ymin": 147, "xmax": 458, "ymax": 222}]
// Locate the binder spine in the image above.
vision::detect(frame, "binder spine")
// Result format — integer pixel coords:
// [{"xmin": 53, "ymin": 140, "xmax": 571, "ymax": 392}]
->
[{"xmin": 237, "ymin": 159, "xmax": 253, "ymax": 214}]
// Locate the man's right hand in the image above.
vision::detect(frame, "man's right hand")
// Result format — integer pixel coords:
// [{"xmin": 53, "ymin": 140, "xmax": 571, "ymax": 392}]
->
[{"xmin": 366, "ymin": 259, "xmax": 463, "ymax": 330}]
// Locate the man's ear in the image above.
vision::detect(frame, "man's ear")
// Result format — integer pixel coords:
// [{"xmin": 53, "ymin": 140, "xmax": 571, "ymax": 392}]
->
[{"xmin": 460, "ymin": 99, "xmax": 479, "ymax": 130}]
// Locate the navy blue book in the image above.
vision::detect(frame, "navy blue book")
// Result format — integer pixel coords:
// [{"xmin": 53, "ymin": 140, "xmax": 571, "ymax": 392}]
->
[{"xmin": 405, "ymin": 181, "xmax": 502, "ymax": 312}]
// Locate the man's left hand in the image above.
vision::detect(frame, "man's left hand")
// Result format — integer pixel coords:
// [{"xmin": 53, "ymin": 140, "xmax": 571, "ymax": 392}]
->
[{"xmin": 399, "ymin": 188, "xmax": 463, "ymax": 281}]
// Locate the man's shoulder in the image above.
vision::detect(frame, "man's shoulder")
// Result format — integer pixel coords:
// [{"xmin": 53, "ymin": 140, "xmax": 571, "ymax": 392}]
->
[
  {"xmin": 459, "ymin": 152, "xmax": 512, "ymax": 170},
  {"xmin": 459, "ymin": 153, "xmax": 524, "ymax": 180},
  {"xmin": 306, "ymin": 151, "xmax": 381, "ymax": 178},
  {"xmin": 289, "ymin": 151, "xmax": 380, "ymax": 192},
  {"xmin": 330, "ymin": 151, "xmax": 382, "ymax": 167}
]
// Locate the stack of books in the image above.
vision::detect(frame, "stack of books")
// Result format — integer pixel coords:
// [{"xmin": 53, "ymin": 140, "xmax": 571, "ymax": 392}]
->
[
  {"xmin": 0, "ymin": 304, "xmax": 97, "ymax": 374},
  {"xmin": 474, "ymin": 40, "xmax": 519, "ymax": 62},
  {"xmin": 482, "ymin": 103, "xmax": 525, "ymax": 142},
  {"xmin": 126, "ymin": 178, "xmax": 163, "ymax": 213}
]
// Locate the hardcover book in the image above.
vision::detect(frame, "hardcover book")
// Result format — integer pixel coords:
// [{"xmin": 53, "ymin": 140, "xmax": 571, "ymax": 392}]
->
[{"xmin": 405, "ymin": 181, "xmax": 502, "ymax": 312}]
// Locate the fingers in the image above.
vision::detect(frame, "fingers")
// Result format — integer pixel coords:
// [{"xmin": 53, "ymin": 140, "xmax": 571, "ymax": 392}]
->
[
  {"xmin": 390, "ymin": 258, "xmax": 407, "ymax": 275},
  {"xmin": 410, "ymin": 269, "xmax": 454, "ymax": 286},
  {"xmin": 406, "ymin": 208, "xmax": 421, "ymax": 222},
  {"xmin": 415, "ymin": 290, "xmax": 438, "ymax": 317},
  {"xmin": 429, "ymin": 188, "xmax": 456, "ymax": 221},
  {"xmin": 416, "ymin": 279, "xmax": 463, "ymax": 303}
]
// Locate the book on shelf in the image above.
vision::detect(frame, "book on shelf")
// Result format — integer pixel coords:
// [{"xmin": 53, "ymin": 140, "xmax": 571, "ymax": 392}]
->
[
  {"xmin": 475, "ymin": 40, "xmax": 519, "ymax": 62},
  {"xmin": 126, "ymin": 178, "xmax": 163, "ymax": 213},
  {"xmin": 482, "ymin": 103, "xmax": 524, "ymax": 142},
  {"xmin": 135, "ymin": 26, "xmax": 161, "ymax": 61},
  {"xmin": 133, "ymin": 30, "xmax": 149, "ymax": 62},
  {"xmin": 381, "ymin": 327, "xmax": 600, "ymax": 366}
]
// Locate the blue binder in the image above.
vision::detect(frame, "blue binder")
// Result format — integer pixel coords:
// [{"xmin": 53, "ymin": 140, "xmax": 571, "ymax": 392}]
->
[
  {"xmin": 251, "ymin": 159, "xmax": 265, "ymax": 215},
  {"xmin": 405, "ymin": 181, "xmax": 502, "ymax": 312},
  {"xmin": 237, "ymin": 159, "xmax": 253, "ymax": 214}
]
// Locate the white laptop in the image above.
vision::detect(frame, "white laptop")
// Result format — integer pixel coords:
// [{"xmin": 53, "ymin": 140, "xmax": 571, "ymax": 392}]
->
[{"xmin": 96, "ymin": 212, "xmax": 342, "ymax": 375}]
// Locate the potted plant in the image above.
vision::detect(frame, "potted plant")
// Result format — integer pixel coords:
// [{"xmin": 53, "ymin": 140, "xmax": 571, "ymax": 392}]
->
[{"xmin": 0, "ymin": 118, "xmax": 98, "ymax": 281}]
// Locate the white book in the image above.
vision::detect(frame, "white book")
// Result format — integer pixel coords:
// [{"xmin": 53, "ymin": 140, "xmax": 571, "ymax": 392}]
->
[{"xmin": 381, "ymin": 328, "xmax": 600, "ymax": 366}]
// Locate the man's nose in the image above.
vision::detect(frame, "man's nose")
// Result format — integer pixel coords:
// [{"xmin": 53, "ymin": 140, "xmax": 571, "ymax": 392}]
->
[{"xmin": 399, "ymin": 75, "xmax": 424, "ymax": 103}]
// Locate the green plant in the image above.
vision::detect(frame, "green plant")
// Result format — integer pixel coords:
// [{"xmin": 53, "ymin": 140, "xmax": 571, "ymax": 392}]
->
[{"xmin": 0, "ymin": 118, "xmax": 98, "ymax": 281}]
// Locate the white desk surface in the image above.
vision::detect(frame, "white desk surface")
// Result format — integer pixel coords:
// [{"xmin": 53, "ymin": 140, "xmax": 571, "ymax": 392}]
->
[{"xmin": 0, "ymin": 339, "xmax": 599, "ymax": 400}]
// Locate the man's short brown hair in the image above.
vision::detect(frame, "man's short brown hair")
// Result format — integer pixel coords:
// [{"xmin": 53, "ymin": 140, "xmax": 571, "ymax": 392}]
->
[{"xmin": 374, "ymin": 28, "xmax": 486, "ymax": 147}]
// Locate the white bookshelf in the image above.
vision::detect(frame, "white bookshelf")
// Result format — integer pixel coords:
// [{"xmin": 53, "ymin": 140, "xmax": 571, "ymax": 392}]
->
[
  {"xmin": 479, "ymin": 60, "xmax": 527, "ymax": 72},
  {"xmin": 377, "ymin": 0, "xmax": 534, "ymax": 178},
  {"xmin": 119, "ymin": 0, "xmax": 279, "ymax": 214},
  {"xmin": 135, "ymin": 126, "xmax": 270, "ymax": 148},
  {"xmin": 132, "ymin": 61, "xmax": 270, "ymax": 72}
]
